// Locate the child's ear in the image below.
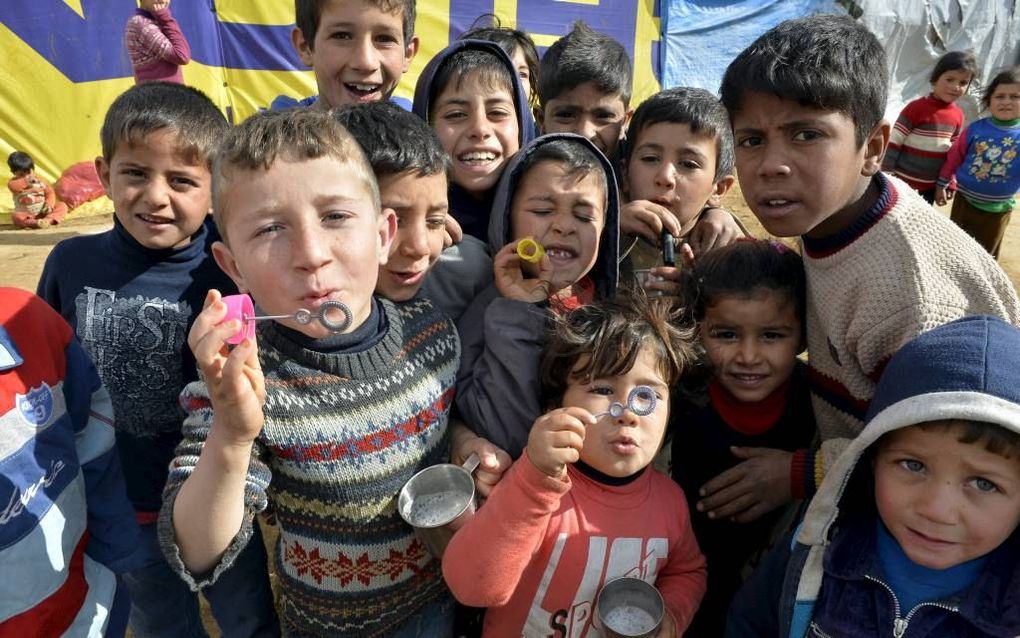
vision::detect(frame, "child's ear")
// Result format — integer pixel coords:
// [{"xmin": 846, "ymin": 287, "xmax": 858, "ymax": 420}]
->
[
  {"xmin": 376, "ymin": 207, "xmax": 398, "ymax": 266},
  {"xmin": 707, "ymin": 175, "xmax": 736, "ymax": 208},
  {"xmin": 95, "ymin": 156, "xmax": 112, "ymax": 197},
  {"xmin": 534, "ymin": 104, "xmax": 545, "ymax": 133},
  {"xmin": 211, "ymin": 240, "xmax": 248, "ymax": 293},
  {"xmin": 291, "ymin": 26, "xmax": 314, "ymax": 67},
  {"xmin": 402, "ymin": 36, "xmax": 420, "ymax": 72},
  {"xmin": 861, "ymin": 119, "xmax": 891, "ymax": 177}
]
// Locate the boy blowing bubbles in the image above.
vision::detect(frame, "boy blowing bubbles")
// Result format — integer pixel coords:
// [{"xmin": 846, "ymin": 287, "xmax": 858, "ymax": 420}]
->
[{"xmin": 164, "ymin": 109, "xmax": 461, "ymax": 635}]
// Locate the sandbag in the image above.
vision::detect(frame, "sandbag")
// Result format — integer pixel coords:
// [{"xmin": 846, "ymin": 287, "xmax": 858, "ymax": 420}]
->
[{"xmin": 54, "ymin": 161, "xmax": 105, "ymax": 209}]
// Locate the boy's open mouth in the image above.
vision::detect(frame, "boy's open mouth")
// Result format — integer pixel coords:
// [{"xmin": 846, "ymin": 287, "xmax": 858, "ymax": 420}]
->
[
  {"xmin": 137, "ymin": 214, "xmax": 175, "ymax": 225},
  {"xmin": 344, "ymin": 82, "xmax": 382, "ymax": 99},
  {"xmin": 458, "ymin": 151, "xmax": 499, "ymax": 166},
  {"xmin": 544, "ymin": 245, "xmax": 577, "ymax": 262}
]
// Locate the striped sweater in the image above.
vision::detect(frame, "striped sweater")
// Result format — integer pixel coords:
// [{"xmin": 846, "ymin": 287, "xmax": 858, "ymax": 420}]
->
[
  {"xmin": 0, "ymin": 288, "xmax": 139, "ymax": 636},
  {"xmin": 882, "ymin": 95, "xmax": 964, "ymax": 191},
  {"xmin": 800, "ymin": 174, "xmax": 1020, "ymax": 483},
  {"xmin": 159, "ymin": 296, "xmax": 460, "ymax": 637},
  {"xmin": 124, "ymin": 7, "xmax": 190, "ymax": 84}
]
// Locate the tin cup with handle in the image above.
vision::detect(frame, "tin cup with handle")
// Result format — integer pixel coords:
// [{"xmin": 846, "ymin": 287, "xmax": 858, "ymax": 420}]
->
[
  {"xmin": 597, "ymin": 576, "xmax": 665, "ymax": 638},
  {"xmin": 398, "ymin": 453, "xmax": 480, "ymax": 559}
]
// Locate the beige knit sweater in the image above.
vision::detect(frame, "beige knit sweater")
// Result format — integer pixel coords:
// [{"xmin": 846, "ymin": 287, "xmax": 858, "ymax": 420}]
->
[{"xmin": 802, "ymin": 174, "xmax": 1020, "ymax": 472}]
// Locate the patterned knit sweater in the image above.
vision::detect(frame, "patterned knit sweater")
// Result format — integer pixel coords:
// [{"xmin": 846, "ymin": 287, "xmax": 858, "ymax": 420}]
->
[
  {"xmin": 882, "ymin": 94, "xmax": 965, "ymax": 191},
  {"xmin": 158, "ymin": 296, "xmax": 460, "ymax": 637},
  {"xmin": 124, "ymin": 7, "xmax": 190, "ymax": 84},
  {"xmin": 801, "ymin": 173, "xmax": 1020, "ymax": 479}
]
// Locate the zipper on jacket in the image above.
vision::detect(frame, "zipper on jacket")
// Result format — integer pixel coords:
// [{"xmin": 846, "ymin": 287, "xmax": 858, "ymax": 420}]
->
[{"xmin": 864, "ymin": 574, "xmax": 960, "ymax": 637}]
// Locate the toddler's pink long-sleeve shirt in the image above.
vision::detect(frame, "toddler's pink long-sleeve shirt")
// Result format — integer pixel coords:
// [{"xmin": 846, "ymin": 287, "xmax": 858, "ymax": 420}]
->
[{"xmin": 443, "ymin": 455, "xmax": 707, "ymax": 637}]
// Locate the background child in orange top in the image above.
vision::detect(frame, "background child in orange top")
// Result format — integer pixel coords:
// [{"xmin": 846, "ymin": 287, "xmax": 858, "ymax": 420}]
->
[{"xmin": 7, "ymin": 151, "xmax": 67, "ymax": 229}]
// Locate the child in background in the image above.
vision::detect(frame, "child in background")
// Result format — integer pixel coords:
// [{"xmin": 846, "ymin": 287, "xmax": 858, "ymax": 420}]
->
[
  {"xmin": 37, "ymin": 82, "xmax": 278, "ymax": 638},
  {"xmin": 730, "ymin": 316, "xmax": 1020, "ymax": 638},
  {"xmin": 671, "ymin": 239, "xmax": 816, "ymax": 637},
  {"xmin": 461, "ymin": 14, "xmax": 541, "ymax": 107},
  {"xmin": 160, "ymin": 108, "xmax": 461, "ymax": 637},
  {"xmin": 335, "ymin": 101, "xmax": 492, "ymax": 321},
  {"xmin": 882, "ymin": 50, "xmax": 977, "ymax": 203},
  {"xmin": 124, "ymin": 0, "xmax": 191, "ymax": 84},
  {"xmin": 456, "ymin": 134, "xmax": 620, "ymax": 459},
  {"xmin": 539, "ymin": 24, "xmax": 743, "ymax": 260},
  {"xmin": 719, "ymin": 15, "xmax": 1020, "ymax": 492},
  {"xmin": 937, "ymin": 67, "xmax": 1020, "ymax": 259},
  {"xmin": 7, "ymin": 151, "xmax": 68, "ymax": 228},
  {"xmin": 444, "ymin": 292, "xmax": 707, "ymax": 636},
  {"xmin": 536, "ymin": 21, "xmax": 631, "ymax": 160},
  {"xmin": 0, "ymin": 288, "xmax": 140, "ymax": 637},
  {"xmin": 413, "ymin": 39, "xmax": 536, "ymax": 241},
  {"xmin": 621, "ymin": 87, "xmax": 746, "ymax": 275},
  {"xmin": 284, "ymin": 0, "xmax": 419, "ymax": 109}
]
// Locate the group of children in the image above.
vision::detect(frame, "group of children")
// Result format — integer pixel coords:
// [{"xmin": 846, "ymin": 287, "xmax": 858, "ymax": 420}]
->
[{"xmin": 4, "ymin": 2, "xmax": 1020, "ymax": 638}]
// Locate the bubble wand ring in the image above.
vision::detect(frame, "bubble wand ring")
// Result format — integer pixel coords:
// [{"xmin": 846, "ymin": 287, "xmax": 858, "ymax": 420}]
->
[
  {"xmin": 516, "ymin": 237, "xmax": 545, "ymax": 264},
  {"xmin": 591, "ymin": 385, "xmax": 658, "ymax": 421},
  {"xmin": 221, "ymin": 294, "xmax": 353, "ymax": 345}
]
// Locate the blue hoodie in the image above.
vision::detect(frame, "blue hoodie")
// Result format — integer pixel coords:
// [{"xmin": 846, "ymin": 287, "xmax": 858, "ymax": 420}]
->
[
  {"xmin": 412, "ymin": 39, "xmax": 537, "ymax": 241},
  {"xmin": 454, "ymin": 133, "xmax": 620, "ymax": 458},
  {"xmin": 729, "ymin": 316, "xmax": 1020, "ymax": 638}
]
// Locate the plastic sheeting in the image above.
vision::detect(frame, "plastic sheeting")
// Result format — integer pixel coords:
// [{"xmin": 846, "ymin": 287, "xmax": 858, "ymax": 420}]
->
[
  {"xmin": 660, "ymin": 0, "xmax": 844, "ymax": 93},
  {"xmin": 861, "ymin": 0, "xmax": 1020, "ymax": 122},
  {"xmin": 660, "ymin": 0, "xmax": 1020, "ymax": 123}
]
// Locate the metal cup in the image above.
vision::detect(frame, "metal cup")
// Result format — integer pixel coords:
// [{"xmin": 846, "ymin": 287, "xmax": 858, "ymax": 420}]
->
[
  {"xmin": 398, "ymin": 454, "xmax": 480, "ymax": 559},
  {"xmin": 597, "ymin": 577, "xmax": 665, "ymax": 638}
]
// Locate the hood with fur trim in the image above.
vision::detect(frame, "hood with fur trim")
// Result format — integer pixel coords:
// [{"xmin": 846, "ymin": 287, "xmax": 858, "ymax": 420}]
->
[{"xmin": 486, "ymin": 133, "xmax": 620, "ymax": 299}]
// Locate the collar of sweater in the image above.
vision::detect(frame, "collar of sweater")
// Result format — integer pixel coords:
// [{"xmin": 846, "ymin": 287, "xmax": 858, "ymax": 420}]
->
[
  {"xmin": 112, "ymin": 215, "xmax": 210, "ymax": 265},
  {"xmin": 708, "ymin": 379, "xmax": 789, "ymax": 435},
  {"xmin": 257, "ymin": 296, "xmax": 406, "ymax": 379},
  {"xmin": 802, "ymin": 172, "xmax": 896, "ymax": 259},
  {"xmin": 566, "ymin": 462, "xmax": 653, "ymax": 508}
]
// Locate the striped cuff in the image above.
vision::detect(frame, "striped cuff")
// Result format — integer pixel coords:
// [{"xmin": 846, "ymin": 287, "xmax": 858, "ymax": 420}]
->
[{"xmin": 790, "ymin": 449, "xmax": 822, "ymax": 499}]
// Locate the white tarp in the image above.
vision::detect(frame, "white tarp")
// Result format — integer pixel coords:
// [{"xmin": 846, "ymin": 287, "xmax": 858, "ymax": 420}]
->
[
  {"xmin": 860, "ymin": 0, "xmax": 1020, "ymax": 122},
  {"xmin": 661, "ymin": 0, "xmax": 1020, "ymax": 123}
]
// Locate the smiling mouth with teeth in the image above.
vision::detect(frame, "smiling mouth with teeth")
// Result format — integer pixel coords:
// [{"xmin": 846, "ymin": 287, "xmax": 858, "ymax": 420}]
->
[
  {"xmin": 345, "ymin": 83, "xmax": 380, "ymax": 95},
  {"xmin": 459, "ymin": 151, "xmax": 498, "ymax": 164}
]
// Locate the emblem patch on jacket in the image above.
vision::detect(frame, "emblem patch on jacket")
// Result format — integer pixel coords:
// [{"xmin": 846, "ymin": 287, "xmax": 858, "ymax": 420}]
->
[{"xmin": 17, "ymin": 383, "xmax": 54, "ymax": 427}]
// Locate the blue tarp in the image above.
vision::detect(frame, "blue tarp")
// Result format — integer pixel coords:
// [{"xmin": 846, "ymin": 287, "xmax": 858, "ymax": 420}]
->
[{"xmin": 661, "ymin": 0, "xmax": 845, "ymax": 93}]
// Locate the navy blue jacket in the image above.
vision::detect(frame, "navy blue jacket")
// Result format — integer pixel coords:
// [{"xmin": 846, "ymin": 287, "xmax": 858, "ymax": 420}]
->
[{"xmin": 728, "ymin": 316, "xmax": 1020, "ymax": 637}]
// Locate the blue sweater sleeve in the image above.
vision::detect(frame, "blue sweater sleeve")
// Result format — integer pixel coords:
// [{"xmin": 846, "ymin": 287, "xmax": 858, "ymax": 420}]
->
[{"xmin": 63, "ymin": 334, "xmax": 141, "ymax": 572}]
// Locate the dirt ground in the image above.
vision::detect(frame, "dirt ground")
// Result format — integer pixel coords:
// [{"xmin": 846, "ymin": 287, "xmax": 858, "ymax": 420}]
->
[{"xmin": 3, "ymin": 185, "xmax": 1018, "ymax": 291}]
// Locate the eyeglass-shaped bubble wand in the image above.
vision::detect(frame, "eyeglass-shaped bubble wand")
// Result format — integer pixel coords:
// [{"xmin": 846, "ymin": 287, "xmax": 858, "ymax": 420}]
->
[
  {"xmin": 591, "ymin": 385, "xmax": 658, "ymax": 421},
  {"xmin": 220, "ymin": 293, "xmax": 353, "ymax": 345}
]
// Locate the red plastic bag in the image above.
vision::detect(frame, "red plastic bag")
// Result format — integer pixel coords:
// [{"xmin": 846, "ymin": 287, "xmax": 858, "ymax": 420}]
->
[{"xmin": 54, "ymin": 161, "xmax": 105, "ymax": 209}]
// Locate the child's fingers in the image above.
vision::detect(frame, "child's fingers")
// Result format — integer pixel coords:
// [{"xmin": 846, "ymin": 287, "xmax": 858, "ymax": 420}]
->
[
  {"xmin": 699, "ymin": 464, "xmax": 744, "ymax": 497},
  {"xmin": 191, "ymin": 318, "xmax": 241, "ymax": 369},
  {"xmin": 702, "ymin": 487, "xmax": 756, "ymax": 520},
  {"xmin": 189, "ymin": 290, "xmax": 228, "ymax": 349}
]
